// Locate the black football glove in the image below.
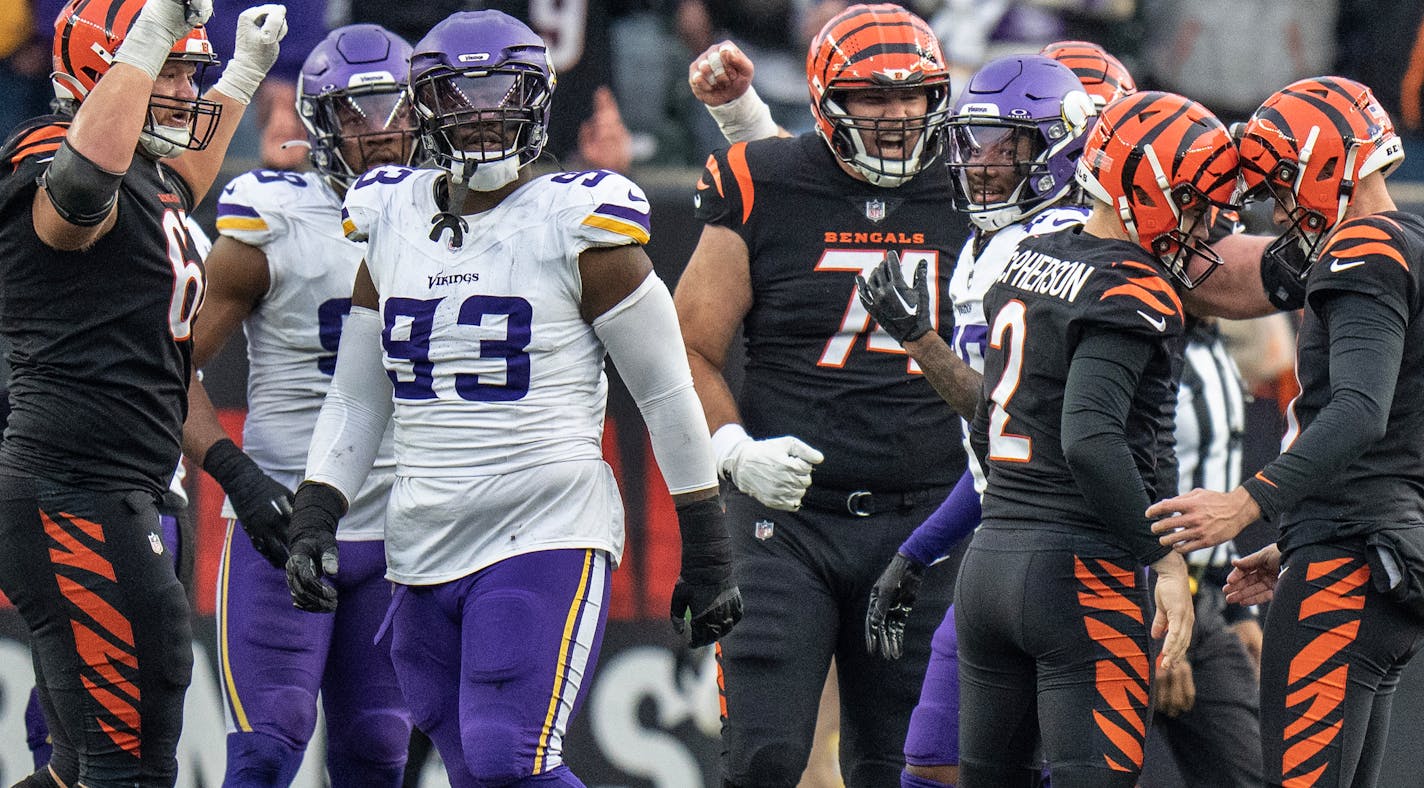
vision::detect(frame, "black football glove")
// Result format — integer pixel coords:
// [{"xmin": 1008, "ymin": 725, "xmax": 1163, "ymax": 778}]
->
[
  {"xmin": 855, "ymin": 251, "xmax": 932, "ymax": 344},
  {"xmin": 670, "ymin": 498, "xmax": 743, "ymax": 648},
  {"xmin": 865, "ymin": 552, "xmax": 925, "ymax": 660},
  {"xmin": 202, "ymin": 438, "xmax": 293, "ymax": 569},
  {"xmin": 284, "ymin": 481, "xmax": 345, "ymax": 613}
]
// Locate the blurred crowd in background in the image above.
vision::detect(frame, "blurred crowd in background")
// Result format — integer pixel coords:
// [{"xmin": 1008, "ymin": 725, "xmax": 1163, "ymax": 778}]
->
[{"xmin": 5, "ymin": 0, "xmax": 1424, "ymax": 180}]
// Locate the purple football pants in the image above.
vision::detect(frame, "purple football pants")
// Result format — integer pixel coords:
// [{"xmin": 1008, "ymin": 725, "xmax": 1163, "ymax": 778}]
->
[
  {"xmin": 904, "ymin": 602, "xmax": 961, "ymax": 770},
  {"xmin": 218, "ymin": 524, "xmax": 410, "ymax": 786},
  {"xmin": 388, "ymin": 548, "xmax": 610, "ymax": 787}
]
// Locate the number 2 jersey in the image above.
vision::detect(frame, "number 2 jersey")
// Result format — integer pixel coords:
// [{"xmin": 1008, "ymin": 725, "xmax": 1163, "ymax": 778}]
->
[
  {"xmin": 971, "ymin": 227, "xmax": 1183, "ymax": 557},
  {"xmin": 694, "ymin": 134, "xmax": 969, "ymax": 491},
  {"xmin": 341, "ymin": 166, "xmax": 653, "ymax": 576},
  {"xmin": 0, "ymin": 116, "xmax": 204, "ymax": 496},
  {"xmin": 215, "ymin": 169, "xmax": 396, "ymax": 540}
]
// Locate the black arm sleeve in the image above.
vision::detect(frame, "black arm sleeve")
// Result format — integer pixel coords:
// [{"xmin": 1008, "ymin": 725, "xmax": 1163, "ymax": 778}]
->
[
  {"xmin": 1061, "ymin": 329, "xmax": 1171, "ymax": 566},
  {"xmin": 1152, "ymin": 334, "xmax": 1186, "ymax": 500},
  {"xmin": 1242, "ymin": 292, "xmax": 1406, "ymax": 519}
]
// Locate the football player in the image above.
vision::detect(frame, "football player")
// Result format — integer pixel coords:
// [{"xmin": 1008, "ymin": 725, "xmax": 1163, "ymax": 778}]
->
[
  {"xmin": 951, "ymin": 90, "xmax": 1224, "ymax": 785},
  {"xmin": 186, "ymin": 24, "xmax": 418, "ymax": 785},
  {"xmin": 675, "ymin": 5, "xmax": 971, "ymax": 784},
  {"xmin": 0, "ymin": 0, "xmax": 286, "ymax": 783},
  {"xmin": 1151, "ymin": 76, "xmax": 1424, "ymax": 788},
  {"xmin": 282, "ymin": 11, "xmax": 742, "ymax": 785}
]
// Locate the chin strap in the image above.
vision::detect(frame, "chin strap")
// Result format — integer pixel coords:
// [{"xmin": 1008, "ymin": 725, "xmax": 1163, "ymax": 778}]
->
[{"xmin": 429, "ymin": 175, "xmax": 471, "ymax": 248}]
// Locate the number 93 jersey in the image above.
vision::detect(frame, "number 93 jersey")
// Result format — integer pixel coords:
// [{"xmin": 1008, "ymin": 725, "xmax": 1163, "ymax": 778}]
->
[
  {"xmin": 215, "ymin": 168, "xmax": 396, "ymax": 539},
  {"xmin": 341, "ymin": 166, "xmax": 652, "ymax": 477},
  {"xmin": 972, "ymin": 228, "xmax": 1183, "ymax": 538}
]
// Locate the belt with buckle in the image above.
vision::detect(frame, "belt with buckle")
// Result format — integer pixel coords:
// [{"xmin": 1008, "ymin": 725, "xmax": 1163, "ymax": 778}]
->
[{"xmin": 800, "ymin": 485, "xmax": 950, "ymax": 517}]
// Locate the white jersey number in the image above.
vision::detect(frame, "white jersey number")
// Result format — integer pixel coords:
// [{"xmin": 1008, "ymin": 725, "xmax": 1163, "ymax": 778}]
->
[
  {"xmin": 815, "ymin": 249, "xmax": 938, "ymax": 374},
  {"xmin": 987, "ymin": 299, "xmax": 1032, "ymax": 462},
  {"xmin": 162, "ymin": 209, "xmax": 205, "ymax": 341}
]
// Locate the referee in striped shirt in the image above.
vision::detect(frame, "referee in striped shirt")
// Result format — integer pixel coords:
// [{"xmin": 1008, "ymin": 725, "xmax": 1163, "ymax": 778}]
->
[{"xmin": 1141, "ymin": 317, "xmax": 1266, "ymax": 788}]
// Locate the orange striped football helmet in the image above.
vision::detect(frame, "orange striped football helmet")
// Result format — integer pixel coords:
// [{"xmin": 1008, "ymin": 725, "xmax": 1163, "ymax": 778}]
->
[
  {"xmin": 52, "ymin": 0, "xmax": 222, "ymax": 156},
  {"xmin": 1077, "ymin": 91, "xmax": 1240, "ymax": 288},
  {"xmin": 1237, "ymin": 76, "xmax": 1405, "ymax": 274},
  {"xmin": 1040, "ymin": 40, "xmax": 1137, "ymax": 109},
  {"xmin": 806, "ymin": 4, "xmax": 951, "ymax": 187}
]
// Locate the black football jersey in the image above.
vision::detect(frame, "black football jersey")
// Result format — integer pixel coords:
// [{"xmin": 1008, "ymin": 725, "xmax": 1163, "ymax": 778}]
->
[
  {"xmin": 694, "ymin": 134, "xmax": 969, "ymax": 491},
  {"xmin": 972, "ymin": 227, "xmax": 1184, "ymax": 546},
  {"xmin": 0, "ymin": 116, "xmax": 204, "ymax": 496},
  {"xmin": 1278, "ymin": 212, "xmax": 1424, "ymax": 531}
]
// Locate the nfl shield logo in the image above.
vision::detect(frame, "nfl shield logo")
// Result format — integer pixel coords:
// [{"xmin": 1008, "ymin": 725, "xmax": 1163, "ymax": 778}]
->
[
  {"xmin": 755, "ymin": 520, "xmax": 775, "ymax": 540},
  {"xmin": 148, "ymin": 532, "xmax": 164, "ymax": 555},
  {"xmin": 865, "ymin": 198, "xmax": 887, "ymax": 223}
]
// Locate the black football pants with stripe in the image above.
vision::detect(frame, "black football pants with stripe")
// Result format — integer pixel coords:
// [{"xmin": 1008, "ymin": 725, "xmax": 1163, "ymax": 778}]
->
[
  {"xmin": 0, "ymin": 473, "xmax": 191, "ymax": 787},
  {"xmin": 1260, "ymin": 539, "xmax": 1424, "ymax": 788},
  {"xmin": 955, "ymin": 526, "xmax": 1151, "ymax": 788}
]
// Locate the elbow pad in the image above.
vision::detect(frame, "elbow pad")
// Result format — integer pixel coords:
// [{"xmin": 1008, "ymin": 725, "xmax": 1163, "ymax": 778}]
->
[
  {"xmin": 305, "ymin": 306, "xmax": 395, "ymax": 502},
  {"xmin": 40, "ymin": 140, "xmax": 125, "ymax": 227},
  {"xmin": 594, "ymin": 274, "xmax": 718, "ymax": 494},
  {"xmin": 1260, "ymin": 246, "xmax": 1308, "ymax": 311}
]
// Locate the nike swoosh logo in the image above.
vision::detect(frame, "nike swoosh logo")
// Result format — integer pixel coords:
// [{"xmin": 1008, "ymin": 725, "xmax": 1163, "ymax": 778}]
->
[
  {"xmin": 892, "ymin": 287, "xmax": 919, "ymax": 316},
  {"xmin": 628, "ymin": 189, "xmax": 647, "ymax": 203},
  {"xmin": 693, "ymin": 194, "xmax": 702, "ymax": 209},
  {"xmin": 1329, "ymin": 259, "xmax": 1367, "ymax": 272},
  {"xmin": 1136, "ymin": 310, "xmax": 1167, "ymax": 332}
]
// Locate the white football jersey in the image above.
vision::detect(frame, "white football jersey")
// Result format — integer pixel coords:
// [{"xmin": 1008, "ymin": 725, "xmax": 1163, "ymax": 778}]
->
[
  {"xmin": 948, "ymin": 205, "xmax": 1088, "ymax": 490},
  {"xmin": 341, "ymin": 166, "xmax": 652, "ymax": 580},
  {"xmin": 214, "ymin": 169, "xmax": 396, "ymax": 540}
]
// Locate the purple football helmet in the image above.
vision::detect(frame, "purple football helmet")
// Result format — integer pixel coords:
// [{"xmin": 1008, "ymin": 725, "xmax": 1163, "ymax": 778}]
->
[
  {"xmin": 948, "ymin": 54, "xmax": 1096, "ymax": 231},
  {"xmin": 297, "ymin": 24, "xmax": 416, "ymax": 189},
  {"xmin": 409, "ymin": 10, "xmax": 554, "ymax": 190}
]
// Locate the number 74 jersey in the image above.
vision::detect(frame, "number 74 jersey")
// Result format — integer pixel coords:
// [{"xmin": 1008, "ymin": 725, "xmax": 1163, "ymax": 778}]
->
[
  {"xmin": 971, "ymin": 227, "xmax": 1183, "ymax": 530},
  {"xmin": 341, "ymin": 165, "xmax": 653, "ymax": 476}
]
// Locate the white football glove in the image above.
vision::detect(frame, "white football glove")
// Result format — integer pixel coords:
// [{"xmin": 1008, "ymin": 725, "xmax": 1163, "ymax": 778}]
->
[
  {"xmin": 113, "ymin": 0, "xmax": 214, "ymax": 80},
  {"xmin": 712, "ymin": 424, "xmax": 825, "ymax": 511},
  {"xmin": 214, "ymin": 4, "xmax": 289, "ymax": 105}
]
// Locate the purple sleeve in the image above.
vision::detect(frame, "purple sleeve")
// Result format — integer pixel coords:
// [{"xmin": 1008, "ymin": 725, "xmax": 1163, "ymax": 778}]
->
[{"xmin": 899, "ymin": 468, "xmax": 980, "ymax": 565}]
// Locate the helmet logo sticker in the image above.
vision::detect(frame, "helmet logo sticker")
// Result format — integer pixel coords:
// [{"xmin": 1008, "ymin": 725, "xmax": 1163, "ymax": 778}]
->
[{"xmin": 457, "ymin": 53, "xmax": 491, "ymax": 63}]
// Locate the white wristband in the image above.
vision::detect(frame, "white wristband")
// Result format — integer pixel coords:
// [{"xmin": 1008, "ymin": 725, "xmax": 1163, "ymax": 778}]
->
[
  {"xmin": 706, "ymin": 86, "xmax": 779, "ymax": 144},
  {"xmin": 213, "ymin": 60, "xmax": 265, "ymax": 106},
  {"xmin": 710, "ymin": 423, "xmax": 751, "ymax": 471},
  {"xmin": 112, "ymin": 18, "xmax": 183, "ymax": 81}
]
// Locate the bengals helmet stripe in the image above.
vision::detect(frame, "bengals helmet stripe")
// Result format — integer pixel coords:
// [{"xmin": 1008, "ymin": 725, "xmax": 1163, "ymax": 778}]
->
[
  {"xmin": 1076, "ymin": 91, "xmax": 1239, "ymax": 288},
  {"xmin": 1237, "ymin": 76, "xmax": 1404, "ymax": 273},
  {"xmin": 806, "ymin": 3, "xmax": 951, "ymax": 187},
  {"xmin": 1040, "ymin": 40, "xmax": 1137, "ymax": 108}
]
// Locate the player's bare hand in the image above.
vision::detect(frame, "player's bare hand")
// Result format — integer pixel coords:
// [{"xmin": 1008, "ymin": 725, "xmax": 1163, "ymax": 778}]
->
[
  {"xmin": 1151, "ymin": 551, "xmax": 1194, "ymax": 671},
  {"xmin": 577, "ymin": 86, "xmax": 632, "ymax": 173},
  {"xmin": 689, "ymin": 41, "xmax": 755, "ymax": 107},
  {"xmin": 1224, "ymin": 543, "xmax": 1281, "ymax": 606},
  {"xmin": 1148, "ymin": 486, "xmax": 1259, "ymax": 553},
  {"xmin": 1153, "ymin": 654, "xmax": 1196, "ymax": 717}
]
